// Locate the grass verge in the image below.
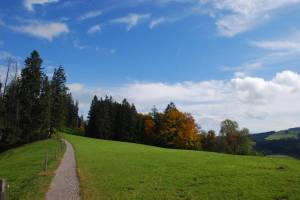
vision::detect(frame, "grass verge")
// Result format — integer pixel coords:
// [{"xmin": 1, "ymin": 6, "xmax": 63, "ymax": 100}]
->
[{"xmin": 0, "ymin": 137, "xmax": 65, "ymax": 200}]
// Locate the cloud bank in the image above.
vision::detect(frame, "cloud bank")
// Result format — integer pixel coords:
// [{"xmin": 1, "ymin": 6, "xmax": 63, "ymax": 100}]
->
[{"xmin": 68, "ymin": 70, "xmax": 300, "ymax": 133}]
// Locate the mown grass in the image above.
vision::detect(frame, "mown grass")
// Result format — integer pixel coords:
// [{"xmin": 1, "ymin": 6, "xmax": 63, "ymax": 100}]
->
[
  {"xmin": 65, "ymin": 133, "xmax": 300, "ymax": 200},
  {"xmin": 266, "ymin": 130, "xmax": 299, "ymax": 140},
  {"xmin": 0, "ymin": 137, "xmax": 65, "ymax": 200}
]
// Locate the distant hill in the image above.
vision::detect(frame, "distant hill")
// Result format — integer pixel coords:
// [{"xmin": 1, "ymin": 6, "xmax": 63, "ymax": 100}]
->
[
  {"xmin": 251, "ymin": 131, "xmax": 275, "ymax": 142},
  {"xmin": 252, "ymin": 127, "xmax": 300, "ymax": 141},
  {"xmin": 251, "ymin": 127, "xmax": 300, "ymax": 158}
]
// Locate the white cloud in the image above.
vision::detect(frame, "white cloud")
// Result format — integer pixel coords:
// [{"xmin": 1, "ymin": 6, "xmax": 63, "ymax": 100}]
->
[
  {"xmin": 222, "ymin": 61, "xmax": 264, "ymax": 76},
  {"xmin": 251, "ymin": 32, "xmax": 300, "ymax": 53},
  {"xmin": 68, "ymin": 83, "xmax": 85, "ymax": 93},
  {"xmin": 87, "ymin": 24, "xmax": 102, "ymax": 34},
  {"xmin": 111, "ymin": 13, "xmax": 151, "ymax": 31},
  {"xmin": 24, "ymin": 0, "xmax": 59, "ymax": 11},
  {"xmin": 252, "ymin": 40, "xmax": 300, "ymax": 52},
  {"xmin": 79, "ymin": 10, "xmax": 102, "ymax": 21},
  {"xmin": 0, "ymin": 52, "xmax": 22, "ymax": 85},
  {"xmin": 68, "ymin": 70, "xmax": 300, "ymax": 133},
  {"xmin": 72, "ymin": 39, "xmax": 87, "ymax": 50},
  {"xmin": 149, "ymin": 17, "xmax": 167, "ymax": 29},
  {"xmin": 199, "ymin": 0, "xmax": 300, "ymax": 37},
  {"xmin": 138, "ymin": 0, "xmax": 300, "ymax": 36},
  {"xmin": 13, "ymin": 21, "xmax": 69, "ymax": 41}
]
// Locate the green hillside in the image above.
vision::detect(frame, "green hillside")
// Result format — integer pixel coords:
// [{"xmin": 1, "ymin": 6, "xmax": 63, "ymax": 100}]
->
[
  {"xmin": 0, "ymin": 138, "xmax": 65, "ymax": 200},
  {"xmin": 266, "ymin": 130, "xmax": 299, "ymax": 140},
  {"xmin": 252, "ymin": 128, "xmax": 300, "ymax": 141},
  {"xmin": 65, "ymin": 133, "xmax": 300, "ymax": 200}
]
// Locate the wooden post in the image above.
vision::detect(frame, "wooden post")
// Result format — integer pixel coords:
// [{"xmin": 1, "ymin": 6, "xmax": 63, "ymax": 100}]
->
[
  {"xmin": 0, "ymin": 179, "xmax": 6, "ymax": 200},
  {"xmin": 45, "ymin": 152, "xmax": 48, "ymax": 171}
]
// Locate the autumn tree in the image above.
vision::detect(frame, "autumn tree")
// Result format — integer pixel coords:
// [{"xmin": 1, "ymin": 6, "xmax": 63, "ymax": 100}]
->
[
  {"xmin": 159, "ymin": 103, "xmax": 201, "ymax": 149},
  {"xmin": 219, "ymin": 119, "xmax": 253, "ymax": 155}
]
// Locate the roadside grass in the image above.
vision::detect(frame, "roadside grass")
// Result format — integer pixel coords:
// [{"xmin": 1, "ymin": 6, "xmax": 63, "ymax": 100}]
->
[
  {"xmin": 0, "ymin": 136, "xmax": 65, "ymax": 200},
  {"xmin": 65, "ymin": 133, "xmax": 300, "ymax": 200}
]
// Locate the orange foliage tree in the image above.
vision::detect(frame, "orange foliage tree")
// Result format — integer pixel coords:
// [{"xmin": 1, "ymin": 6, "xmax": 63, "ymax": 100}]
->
[{"xmin": 158, "ymin": 103, "xmax": 201, "ymax": 149}]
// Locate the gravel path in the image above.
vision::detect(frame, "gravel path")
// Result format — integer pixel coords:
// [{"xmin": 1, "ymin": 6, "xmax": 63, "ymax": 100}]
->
[{"xmin": 46, "ymin": 139, "xmax": 80, "ymax": 200}]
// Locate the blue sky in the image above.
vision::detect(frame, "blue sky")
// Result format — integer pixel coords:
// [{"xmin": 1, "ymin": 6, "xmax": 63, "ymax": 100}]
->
[{"xmin": 1, "ymin": 0, "xmax": 300, "ymax": 132}]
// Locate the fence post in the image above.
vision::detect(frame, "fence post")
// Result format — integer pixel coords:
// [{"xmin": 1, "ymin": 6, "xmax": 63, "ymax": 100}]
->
[
  {"xmin": 44, "ymin": 151, "xmax": 48, "ymax": 171},
  {"xmin": 0, "ymin": 179, "xmax": 6, "ymax": 200}
]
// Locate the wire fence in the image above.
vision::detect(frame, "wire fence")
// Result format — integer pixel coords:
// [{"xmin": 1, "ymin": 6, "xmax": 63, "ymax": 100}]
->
[{"xmin": 0, "ymin": 132, "xmax": 65, "ymax": 200}]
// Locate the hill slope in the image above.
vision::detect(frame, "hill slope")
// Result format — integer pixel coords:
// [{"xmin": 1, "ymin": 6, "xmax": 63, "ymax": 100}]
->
[
  {"xmin": 251, "ymin": 128, "xmax": 300, "ymax": 157},
  {"xmin": 252, "ymin": 128, "xmax": 300, "ymax": 141},
  {"xmin": 65, "ymin": 133, "xmax": 300, "ymax": 200}
]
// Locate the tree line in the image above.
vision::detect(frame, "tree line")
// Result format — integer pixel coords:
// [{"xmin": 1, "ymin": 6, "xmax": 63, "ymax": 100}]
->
[
  {"xmin": 86, "ymin": 97, "xmax": 253, "ymax": 155},
  {"xmin": 255, "ymin": 138, "xmax": 300, "ymax": 158},
  {"xmin": 0, "ymin": 50, "xmax": 80, "ymax": 152}
]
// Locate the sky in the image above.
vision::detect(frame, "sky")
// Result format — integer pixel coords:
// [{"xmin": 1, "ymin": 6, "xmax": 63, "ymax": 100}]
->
[{"xmin": 1, "ymin": 0, "xmax": 300, "ymax": 133}]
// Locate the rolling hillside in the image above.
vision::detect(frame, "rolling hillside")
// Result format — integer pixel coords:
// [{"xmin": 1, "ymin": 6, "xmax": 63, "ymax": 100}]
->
[
  {"xmin": 252, "ymin": 128, "xmax": 300, "ymax": 141},
  {"xmin": 251, "ymin": 128, "xmax": 300, "ymax": 157},
  {"xmin": 65, "ymin": 133, "xmax": 300, "ymax": 200}
]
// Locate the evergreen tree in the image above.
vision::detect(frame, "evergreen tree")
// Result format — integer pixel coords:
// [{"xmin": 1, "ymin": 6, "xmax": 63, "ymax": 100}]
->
[
  {"xmin": 39, "ymin": 76, "xmax": 51, "ymax": 139},
  {"xmin": 0, "ymin": 50, "xmax": 78, "ymax": 152},
  {"xmin": 19, "ymin": 50, "xmax": 46, "ymax": 142},
  {"xmin": 86, "ymin": 95, "xmax": 98, "ymax": 138},
  {"xmin": 1, "ymin": 79, "xmax": 21, "ymax": 149},
  {"xmin": 50, "ymin": 66, "xmax": 68, "ymax": 130},
  {"xmin": 65, "ymin": 93, "xmax": 79, "ymax": 128}
]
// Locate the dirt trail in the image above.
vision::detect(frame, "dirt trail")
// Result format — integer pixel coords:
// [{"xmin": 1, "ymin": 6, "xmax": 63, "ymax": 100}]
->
[{"xmin": 46, "ymin": 139, "xmax": 80, "ymax": 200}]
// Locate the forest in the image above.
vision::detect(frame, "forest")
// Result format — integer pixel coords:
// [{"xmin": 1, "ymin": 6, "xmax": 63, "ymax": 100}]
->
[
  {"xmin": 0, "ymin": 50, "xmax": 80, "ymax": 152},
  {"xmin": 86, "ymin": 96, "xmax": 254, "ymax": 155},
  {"xmin": 0, "ymin": 50, "xmax": 253, "ymax": 155}
]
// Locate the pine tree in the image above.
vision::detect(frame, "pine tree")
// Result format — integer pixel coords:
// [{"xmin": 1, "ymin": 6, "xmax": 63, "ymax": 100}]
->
[
  {"xmin": 1, "ymin": 79, "xmax": 21, "ymax": 149},
  {"xmin": 86, "ymin": 95, "xmax": 98, "ymax": 138},
  {"xmin": 65, "ymin": 93, "xmax": 79, "ymax": 128},
  {"xmin": 19, "ymin": 50, "xmax": 46, "ymax": 142},
  {"xmin": 39, "ymin": 76, "xmax": 51, "ymax": 139},
  {"xmin": 50, "ymin": 66, "xmax": 68, "ymax": 130}
]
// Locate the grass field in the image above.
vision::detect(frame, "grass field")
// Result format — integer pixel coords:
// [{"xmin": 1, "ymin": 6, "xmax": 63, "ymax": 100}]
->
[
  {"xmin": 0, "ymin": 138, "xmax": 65, "ymax": 200},
  {"xmin": 266, "ymin": 130, "xmax": 299, "ymax": 140},
  {"xmin": 65, "ymin": 133, "xmax": 300, "ymax": 200}
]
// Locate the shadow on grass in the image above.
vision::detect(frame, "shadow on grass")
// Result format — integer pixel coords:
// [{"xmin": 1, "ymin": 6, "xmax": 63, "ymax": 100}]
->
[{"xmin": 61, "ymin": 127, "xmax": 85, "ymax": 136}]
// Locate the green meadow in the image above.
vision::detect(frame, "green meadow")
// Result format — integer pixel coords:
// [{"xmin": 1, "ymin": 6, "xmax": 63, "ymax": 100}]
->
[
  {"xmin": 65, "ymin": 133, "xmax": 300, "ymax": 200},
  {"xmin": 0, "ymin": 138, "xmax": 65, "ymax": 200},
  {"xmin": 266, "ymin": 130, "xmax": 299, "ymax": 140}
]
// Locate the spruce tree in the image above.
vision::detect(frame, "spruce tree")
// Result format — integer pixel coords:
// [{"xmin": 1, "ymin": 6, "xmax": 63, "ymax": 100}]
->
[
  {"xmin": 86, "ymin": 95, "xmax": 98, "ymax": 137},
  {"xmin": 19, "ymin": 50, "xmax": 45, "ymax": 142},
  {"xmin": 39, "ymin": 76, "xmax": 51, "ymax": 139},
  {"xmin": 50, "ymin": 66, "xmax": 68, "ymax": 130}
]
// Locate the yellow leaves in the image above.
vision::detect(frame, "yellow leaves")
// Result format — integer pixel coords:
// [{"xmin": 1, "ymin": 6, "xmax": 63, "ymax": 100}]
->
[
  {"xmin": 160, "ymin": 106, "xmax": 200, "ymax": 149},
  {"xmin": 144, "ymin": 117, "xmax": 155, "ymax": 136}
]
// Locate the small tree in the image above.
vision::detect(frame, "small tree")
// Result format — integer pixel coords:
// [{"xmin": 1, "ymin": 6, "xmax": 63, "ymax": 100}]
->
[{"xmin": 219, "ymin": 119, "xmax": 253, "ymax": 155}]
